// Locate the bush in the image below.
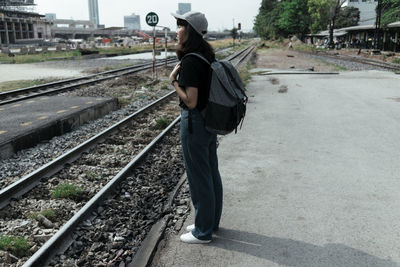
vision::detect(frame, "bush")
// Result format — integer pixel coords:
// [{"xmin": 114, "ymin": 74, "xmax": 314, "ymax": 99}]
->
[
  {"xmin": 0, "ymin": 235, "xmax": 30, "ymax": 256},
  {"xmin": 154, "ymin": 117, "xmax": 170, "ymax": 130},
  {"xmin": 29, "ymin": 209, "xmax": 57, "ymax": 222},
  {"xmin": 51, "ymin": 183, "xmax": 83, "ymax": 199}
]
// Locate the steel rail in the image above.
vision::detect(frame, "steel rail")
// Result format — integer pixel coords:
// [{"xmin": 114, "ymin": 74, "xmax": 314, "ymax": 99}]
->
[
  {"xmin": 3, "ymin": 44, "xmax": 256, "ymax": 266},
  {"xmin": 22, "ymin": 115, "xmax": 182, "ymax": 267},
  {"xmin": 302, "ymin": 50, "xmax": 400, "ymax": 72},
  {"xmin": 234, "ymin": 45, "xmax": 256, "ymax": 66},
  {"xmin": 0, "ymin": 58, "xmax": 179, "ymax": 106},
  {"xmin": 0, "ymin": 90, "xmax": 176, "ymax": 209},
  {"xmin": 0, "ymin": 44, "xmax": 255, "ymax": 210}
]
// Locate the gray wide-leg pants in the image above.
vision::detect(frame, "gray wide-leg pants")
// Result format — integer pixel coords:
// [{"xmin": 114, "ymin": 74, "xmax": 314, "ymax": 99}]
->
[{"xmin": 180, "ymin": 108, "xmax": 223, "ymax": 240}]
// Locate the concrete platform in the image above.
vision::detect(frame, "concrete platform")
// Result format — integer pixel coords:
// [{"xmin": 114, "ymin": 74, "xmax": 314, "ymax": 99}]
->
[
  {"xmin": 152, "ymin": 70, "xmax": 400, "ymax": 267},
  {"xmin": 0, "ymin": 95, "xmax": 118, "ymax": 159}
]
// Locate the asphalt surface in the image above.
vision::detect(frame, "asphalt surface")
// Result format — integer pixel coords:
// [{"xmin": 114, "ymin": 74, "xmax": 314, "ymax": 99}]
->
[{"xmin": 152, "ymin": 70, "xmax": 400, "ymax": 267}]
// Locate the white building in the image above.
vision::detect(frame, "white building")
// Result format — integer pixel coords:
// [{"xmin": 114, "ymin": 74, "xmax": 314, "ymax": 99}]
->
[
  {"xmin": 343, "ymin": 0, "xmax": 378, "ymax": 26},
  {"xmin": 177, "ymin": 3, "xmax": 191, "ymax": 15},
  {"xmin": 124, "ymin": 13, "xmax": 140, "ymax": 30}
]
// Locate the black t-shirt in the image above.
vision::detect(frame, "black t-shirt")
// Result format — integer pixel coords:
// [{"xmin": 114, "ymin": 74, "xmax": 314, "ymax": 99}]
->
[{"xmin": 178, "ymin": 54, "xmax": 212, "ymax": 111}]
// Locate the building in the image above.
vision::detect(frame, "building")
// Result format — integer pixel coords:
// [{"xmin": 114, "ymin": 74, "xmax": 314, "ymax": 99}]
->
[
  {"xmin": 88, "ymin": 0, "xmax": 99, "ymax": 27},
  {"xmin": 0, "ymin": 0, "xmax": 52, "ymax": 45},
  {"xmin": 343, "ymin": 0, "xmax": 378, "ymax": 26},
  {"xmin": 45, "ymin": 13, "xmax": 56, "ymax": 21},
  {"xmin": 177, "ymin": 3, "xmax": 191, "ymax": 15},
  {"xmin": 124, "ymin": 13, "xmax": 140, "ymax": 30}
]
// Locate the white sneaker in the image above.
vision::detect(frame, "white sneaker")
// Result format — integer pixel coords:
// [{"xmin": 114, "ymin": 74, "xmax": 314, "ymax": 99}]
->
[
  {"xmin": 186, "ymin": 224, "xmax": 195, "ymax": 232},
  {"xmin": 180, "ymin": 232, "xmax": 211, "ymax": 244}
]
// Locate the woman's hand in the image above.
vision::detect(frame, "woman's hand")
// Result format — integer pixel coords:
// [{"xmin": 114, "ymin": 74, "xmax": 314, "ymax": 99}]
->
[{"xmin": 169, "ymin": 63, "xmax": 181, "ymax": 82}]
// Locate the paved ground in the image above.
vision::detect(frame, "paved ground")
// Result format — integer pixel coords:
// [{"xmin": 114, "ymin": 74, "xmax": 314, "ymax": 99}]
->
[
  {"xmin": 0, "ymin": 95, "xmax": 117, "ymax": 158},
  {"xmin": 151, "ymin": 69, "xmax": 400, "ymax": 267}
]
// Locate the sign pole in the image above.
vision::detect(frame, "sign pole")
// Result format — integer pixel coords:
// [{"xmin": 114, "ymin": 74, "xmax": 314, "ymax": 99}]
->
[
  {"xmin": 146, "ymin": 12, "xmax": 159, "ymax": 79},
  {"xmin": 165, "ymin": 28, "xmax": 168, "ymax": 69},
  {"xmin": 153, "ymin": 26, "xmax": 156, "ymax": 79}
]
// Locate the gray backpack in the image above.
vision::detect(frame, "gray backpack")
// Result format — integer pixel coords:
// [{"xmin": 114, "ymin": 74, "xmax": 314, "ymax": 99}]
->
[{"xmin": 183, "ymin": 53, "xmax": 248, "ymax": 135}]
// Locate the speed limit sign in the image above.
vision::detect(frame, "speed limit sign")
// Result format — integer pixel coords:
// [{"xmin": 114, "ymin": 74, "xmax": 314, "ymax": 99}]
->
[{"xmin": 146, "ymin": 12, "xmax": 159, "ymax": 27}]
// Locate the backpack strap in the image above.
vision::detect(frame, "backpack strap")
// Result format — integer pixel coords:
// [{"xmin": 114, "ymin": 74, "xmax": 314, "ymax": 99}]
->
[{"xmin": 182, "ymin": 52, "xmax": 211, "ymax": 65}]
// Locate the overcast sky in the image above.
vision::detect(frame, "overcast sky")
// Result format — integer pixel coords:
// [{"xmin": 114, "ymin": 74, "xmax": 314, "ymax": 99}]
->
[{"xmin": 34, "ymin": 0, "xmax": 260, "ymax": 32}]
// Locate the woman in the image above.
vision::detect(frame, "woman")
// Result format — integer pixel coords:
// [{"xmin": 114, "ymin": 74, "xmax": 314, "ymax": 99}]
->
[{"xmin": 169, "ymin": 11, "xmax": 223, "ymax": 244}]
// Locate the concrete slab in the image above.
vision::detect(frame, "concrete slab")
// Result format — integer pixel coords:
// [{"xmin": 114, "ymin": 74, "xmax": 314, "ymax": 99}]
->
[
  {"xmin": 0, "ymin": 95, "xmax": 118, "ymax": 159},
  {"xmin": 152, "ymin": 70, "xmax": 400, "ymax": 267}
]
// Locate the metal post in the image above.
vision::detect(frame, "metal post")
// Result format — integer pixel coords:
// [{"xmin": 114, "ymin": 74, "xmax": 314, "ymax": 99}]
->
[
  {"xmin": 11, "ymin": 22, "xmax": 16, "ymax": 42},
  {"xmin": 4, "ymin": 20, "xmax": 9, "ymax": 45},
  {"xmin": 165, "ymin": 28, "xmax": 168, "ymax": 69},
  {"xmin": 374, "ymin": 0, "xmax": 382, "ymax": 50},
  {"xmin": 395, "ymin": 31, "xmax": 398, "ymax": 52},
  {"xmin": 19, "ymin": 22, "xmax": 23, "ymax": 39},
  {"xmin": 25, "ymin": 22, "xmax": 29, "ymax": 38},
  {"xmin": 152, "ymin": 26, "xmax": 156, "ymax": 79}
]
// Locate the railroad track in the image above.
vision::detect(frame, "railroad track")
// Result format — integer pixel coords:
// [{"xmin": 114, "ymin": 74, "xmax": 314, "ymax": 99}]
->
[
  {"xmin": 0, "ymin": 44, "xmax": 256, "ymax": 267},
  {"xmin": 301, "ymin": 50, "xmax": 400, "ymax": 72},
  {"xmin": 0, "ymin": 43, "xmax": 255, "ymax": 106},
  {"xmin": 0, "ymin": 58, "xmax": 179, "ymax": 106}
]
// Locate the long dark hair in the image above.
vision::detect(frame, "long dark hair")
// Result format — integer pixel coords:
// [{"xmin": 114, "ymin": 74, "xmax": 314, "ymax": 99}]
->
[{"xmin": 176, "ymin": 19, "xmax": 215, "ymax": 62}]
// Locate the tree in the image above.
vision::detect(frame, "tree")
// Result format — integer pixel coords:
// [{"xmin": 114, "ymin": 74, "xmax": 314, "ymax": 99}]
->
[
  {"xmin": 380, "ymin": 0, "xmax": 400, "ymax": 26},
  {"xmin": 336, "ymin": 6, "xmax": 360, "ymax": 28},
  {"xmin": 231, "ymin": 28, "xmax": 238, "ymax": 40},
  {"xmin": 327, "ymin": 0, "xmax": 347, "ymax": 48},
  {"xmin": 253, "ymin": 0, "xmax": 282, "ymax": 39},
  {"xmin": 308, "ymin": 0, "xmax": 331, "ymax": 34},
  {"xmin": 277, "ymin": 0, "xmax": 310, "ymax": 37}
]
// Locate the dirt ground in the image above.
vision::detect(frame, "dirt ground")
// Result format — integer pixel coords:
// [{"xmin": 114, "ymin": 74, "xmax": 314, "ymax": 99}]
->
[{"xmin": 255, "ymin": 47, "xmax": 339, "ymax": 72}]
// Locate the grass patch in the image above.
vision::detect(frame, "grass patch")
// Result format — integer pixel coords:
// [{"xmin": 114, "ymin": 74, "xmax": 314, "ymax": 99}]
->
[
  {"xmin": 0, "ymin": 235, "xmax": 30, "ymax": 256},
  {"xmin": 0, "ymin": 78, "xmax": 61, "ymax": 93},
  {"xmin": 393, "ymin": 58, "xmax": 400, "ymax": 64},
  {"xmin": 238, "ymin": 63, "xmax": 253, "ymax": 88},
  {"xmin": 83, "ymin": 63, "xmax": 133, "ymax": 74},
  {"xmin": 118, "ymin": 96, "xmax": 132, "ymax": 107},
  {"xmin": 29, "ymin": 209, "xmax": 57, "ymax": 222},
  {"xmin": 154, "ymin": 117, "xmax": 171, "ymax": 130},
  {"xmin": 0, "ymin": 50, "xmax": 82, "ymax": 64},
  {"xmin": 84, "ymin": 171, "xmax": 103, "ymax": 180},
  {"xmin": 51, "ymin": 183, "xmax": 83, "ymax": 199}
]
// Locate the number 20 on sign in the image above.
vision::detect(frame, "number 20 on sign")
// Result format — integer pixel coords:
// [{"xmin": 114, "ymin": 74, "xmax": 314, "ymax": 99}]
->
[{"xmin": 146, "ymin": 12, "xmax": 159, "ymax": 27}]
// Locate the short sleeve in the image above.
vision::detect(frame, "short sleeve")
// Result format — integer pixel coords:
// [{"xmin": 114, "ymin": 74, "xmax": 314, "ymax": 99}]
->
[{"xmin": 178, "ymin": 56, "xmax": 203, "ymax": 88}]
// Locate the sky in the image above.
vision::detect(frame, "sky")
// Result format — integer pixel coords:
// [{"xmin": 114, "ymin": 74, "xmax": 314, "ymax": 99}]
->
[{"xmin": 34, "ymin": 0, "xmax": 261, "ymax": 32}]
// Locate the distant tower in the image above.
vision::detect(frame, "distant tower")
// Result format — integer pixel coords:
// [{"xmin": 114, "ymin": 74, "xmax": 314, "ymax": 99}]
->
[
  {"xmin": 177, "ymin": 3, "xmax": 191, "ymax": 15},
  {"xmin": 124, "ymin": 13, "xmax": 141, "ymax": 30},
  {"xmin": 88, "ymin": 0, "xmax": 100, "ymax": 27}
]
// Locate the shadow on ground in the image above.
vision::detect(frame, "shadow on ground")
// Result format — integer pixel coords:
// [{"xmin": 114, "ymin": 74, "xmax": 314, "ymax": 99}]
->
[{"xmin": 210, "ymin": 228, "xmax": 398, "ymax": 267}]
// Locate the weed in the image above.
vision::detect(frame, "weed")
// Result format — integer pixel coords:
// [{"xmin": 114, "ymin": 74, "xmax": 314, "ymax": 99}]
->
[
  {"xmin": 0, "ymin": 78, "xmax": 61, "ymax": 93},
  {"xmin": 238, "ymin": 63, "xmax": 253, "ymax": 88},
  {"xmin": 119, "ymin": 149, "xmax": 128, "ymax": 155},
  {"xmin": 393, "ymin": 58, "xmax": 400, "ymax": 64},
  {"xmin": 0, "ymin": 235, "xmax": 30, "ymax": 256},
  {"xmin": 161, "ymin": 82, "xmax": 169, "ymax": 90},
  {"xmin": 84, "ymin": 171, "xmax": 103, "ymax": 180},
  {"xmin": 29, "ymin": 209, "xmax": 57, "ymax": 222},
  {"xmin": 118, "ymin": 97, "xmax": 132, "ymax": 107},
  {"xmin": 51, "ymin": 183, "xmax": 83, "ymax": 199},
  {"xmin": 155, "ymin": 117, "xmax": 170, "ymax": 129}
]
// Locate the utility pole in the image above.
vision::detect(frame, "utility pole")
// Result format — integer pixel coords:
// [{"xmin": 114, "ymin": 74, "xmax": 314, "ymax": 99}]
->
[{"xmin": 374, "ymin": 0, "xmax": 382, "ymax": 51}]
